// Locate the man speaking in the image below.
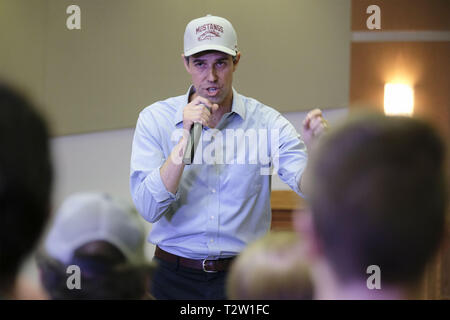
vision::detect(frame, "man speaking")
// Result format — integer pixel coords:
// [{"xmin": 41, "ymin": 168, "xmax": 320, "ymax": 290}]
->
[{"xmin": 130, "ymin": 15, "xmax": 327, "ymax": 299}]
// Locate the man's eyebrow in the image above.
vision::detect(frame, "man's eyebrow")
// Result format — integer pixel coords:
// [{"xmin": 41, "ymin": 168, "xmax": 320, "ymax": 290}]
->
[
  {"xmin": 192, "ymin": 57, "xmax": 228, "ymax": 63},
  {"xmin": 192, "ymin": 58, "xmax": 206, "ymax": 63}
]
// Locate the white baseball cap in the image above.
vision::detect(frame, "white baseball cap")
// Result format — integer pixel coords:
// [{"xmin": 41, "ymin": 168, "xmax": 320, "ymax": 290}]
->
[
  {"xmin": 184, "ymin": 14, "xmax": 238, "ymax": 57},
  {"xmin": 45, "ymin": 192, "xmax": 146, "ymax": 265}
]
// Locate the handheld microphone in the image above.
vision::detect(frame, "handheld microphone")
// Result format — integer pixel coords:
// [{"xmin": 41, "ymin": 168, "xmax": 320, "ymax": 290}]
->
[{"xmin": 183, "ymin": 122, "xmax": 202, "ymax": 165}]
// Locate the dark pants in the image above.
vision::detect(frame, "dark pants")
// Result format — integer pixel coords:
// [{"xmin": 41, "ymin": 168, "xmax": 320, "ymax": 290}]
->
[{"xmin": 150, "ymin": 257, "xmax": 228, "ymax": 300}]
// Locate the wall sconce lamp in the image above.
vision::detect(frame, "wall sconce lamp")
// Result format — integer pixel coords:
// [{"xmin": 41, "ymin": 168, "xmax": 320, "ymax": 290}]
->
[{"xmin": 384, "ymin": 83, "xmax": 414, "ymax": 116}]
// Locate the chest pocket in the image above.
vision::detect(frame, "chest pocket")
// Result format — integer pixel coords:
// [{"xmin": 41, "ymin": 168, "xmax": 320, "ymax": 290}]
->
[{"xmin": 222, "ymin": 164, "xmax": 262, "ymax": 199}]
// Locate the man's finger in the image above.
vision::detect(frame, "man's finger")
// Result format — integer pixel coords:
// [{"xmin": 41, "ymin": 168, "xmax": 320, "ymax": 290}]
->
[
  {"xmin": 313, "ymin": 124, "xmax": 326, "ymax": 137},
  {"xmin": 303, "ymin": 108, "xmax": 323, "ymax": 127},
  {"xmin": 308, "ymin": 108, "xmax": 323, "ymax": 118},
  {"xmin": 199, "ymin": 114, "xmax": 208, "ymax": 123},
  {"xmin": 309, "ymin": 116, "xmax": 323, "ymax": 130},
  {"xmin": 302, "ymin": 116, "xmax": 310, "ymax": 128},
  {"xmin": 194, "ymin": 96, "xmax": 213, "ymax": 108},
  {"xmin": 200, "ymin": 106, "xmax": 211, "ymax": 117}
]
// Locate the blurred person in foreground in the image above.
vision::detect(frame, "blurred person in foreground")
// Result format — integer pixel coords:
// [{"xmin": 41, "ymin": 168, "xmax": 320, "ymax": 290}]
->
[
  {"xmin": 227, "ymin": 231, "xmax": 313, "ymax": 300},
  {"xmin": 0, "ymin": 83, "xmax": 52, "ymax": 299},
  {"xmin": 38, "ymin": 192, "xmax": 155, "ymax": 299},
  {"xmin": 296, "ymin": 112, "xmax": 447, "ymax": 299}
]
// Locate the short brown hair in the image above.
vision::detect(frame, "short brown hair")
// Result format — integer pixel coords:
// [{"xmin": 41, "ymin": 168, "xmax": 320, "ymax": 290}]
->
[{"xmin": 308, "ymin": 112, "xmax": 447, "ymax": 286}]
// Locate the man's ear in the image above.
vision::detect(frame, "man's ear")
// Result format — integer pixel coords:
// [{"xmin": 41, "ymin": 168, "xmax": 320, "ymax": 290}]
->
[
  {"xmin": 182, "ymin": 53, "xmax": 190, "ymax": 73},
  {"xmin": 293, "ymin": 208, "xmax": 322, "ymax": 260},
  {"xmin": 232, "ymin": 52, "xmax": 241, "ymax": 71}
]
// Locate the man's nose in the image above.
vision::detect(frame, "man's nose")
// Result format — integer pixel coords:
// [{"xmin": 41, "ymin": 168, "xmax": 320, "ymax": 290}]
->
[{"xmin": 207, "ymin": 66, "xmax": 218, "ymax": 82}]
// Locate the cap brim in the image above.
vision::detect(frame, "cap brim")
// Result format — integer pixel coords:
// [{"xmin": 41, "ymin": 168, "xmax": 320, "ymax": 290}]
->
[{"xmin": 184, "ymin": 44, "xmax": 236, "ymax": 57}]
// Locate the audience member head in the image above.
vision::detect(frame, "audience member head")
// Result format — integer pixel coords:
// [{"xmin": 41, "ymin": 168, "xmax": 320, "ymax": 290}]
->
[
  {"xmin": 227, "ymin": 231, "xmax": 313, "ymax": 300},
  {"xmin": 38, "ymin": 192, "xmax": 153, "ymax": 299},
  {"xmin": 0, "ymin": 83, "xmax": 52, "ymax": 297},
  {"xmin": 300, "ymin": 112, "xmax": 447, "ymax": 299}
]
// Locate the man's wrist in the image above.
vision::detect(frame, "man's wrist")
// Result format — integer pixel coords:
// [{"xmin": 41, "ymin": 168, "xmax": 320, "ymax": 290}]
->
[{"xmin": 166, "ymin": 135, "xmax": 188, "ymax": 166}]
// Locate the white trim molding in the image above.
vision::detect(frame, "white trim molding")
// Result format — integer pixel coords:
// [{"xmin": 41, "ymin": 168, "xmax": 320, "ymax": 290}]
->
[{"xmin": 352, "ymin": 31, "xmax": 450, "ymax": 42}]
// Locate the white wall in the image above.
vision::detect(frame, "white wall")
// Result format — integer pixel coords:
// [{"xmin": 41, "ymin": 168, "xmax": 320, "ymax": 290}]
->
[{"xmin": 51, "ymin": 128, "xmax": 136, "ymax": 208}]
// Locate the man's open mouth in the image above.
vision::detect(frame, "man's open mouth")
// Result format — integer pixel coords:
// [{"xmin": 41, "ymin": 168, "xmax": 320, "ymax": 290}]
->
[{"xmin": 206, "ymin": 87, "xmax": 220, "ymax": 96}]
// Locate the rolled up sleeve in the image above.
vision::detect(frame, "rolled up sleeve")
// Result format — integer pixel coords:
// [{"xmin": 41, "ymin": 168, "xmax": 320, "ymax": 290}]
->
[
  {"xmin": 130, "ymin": 111, "xmax": 179, "ymax": 223},
  {"xmin": 271, "ymin": 113, "xmax": 308, "ymax": 199}
]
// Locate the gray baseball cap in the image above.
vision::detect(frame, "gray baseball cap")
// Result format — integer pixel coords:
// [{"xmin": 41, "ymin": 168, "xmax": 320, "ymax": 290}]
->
[{"xmin": 45, "ymin": 192, "xmax": 146, "ymax": 265}]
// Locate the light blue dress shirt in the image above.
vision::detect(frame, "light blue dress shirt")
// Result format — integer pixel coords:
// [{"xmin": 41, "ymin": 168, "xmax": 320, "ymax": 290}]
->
[{"xmin": 130, "ymin": 86, "xmax": 307, "ymax": 260}]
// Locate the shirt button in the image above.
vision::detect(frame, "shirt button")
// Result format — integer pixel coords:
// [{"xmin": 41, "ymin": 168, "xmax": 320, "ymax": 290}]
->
[
  {"xmin": 210, "ymin": 239, "xmax": 214, "ymax": 243},
  {"xmin": 210, "ymin": 216, "xmax": 214, "ymax": 220},
  {"xmin": 211, "ymin": 188, "xmax": 216, "ymax": 193}
]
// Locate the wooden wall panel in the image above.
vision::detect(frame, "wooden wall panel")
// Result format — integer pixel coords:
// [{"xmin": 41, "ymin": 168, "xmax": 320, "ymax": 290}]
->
[
  {"xmin": 271, "ymin": 190, "xmax": 306, "ymax": 231},
  {"xmin": 352, "ymin": 0, "xmax": 450, "ymax": 31},
  {"xmin": 350, "ymin": 42, "xmax": 450, "ymax": 142}
]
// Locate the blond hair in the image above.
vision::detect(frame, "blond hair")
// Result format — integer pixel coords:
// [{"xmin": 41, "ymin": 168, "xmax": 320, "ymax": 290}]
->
[{"xmin": 227, "ymin": 231, "xmax": 313, "ymax": 300}]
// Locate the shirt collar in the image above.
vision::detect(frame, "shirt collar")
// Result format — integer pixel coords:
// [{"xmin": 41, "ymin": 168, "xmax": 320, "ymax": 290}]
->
[
  {"xmin": 230, "ymin": 87, "xmax": 246, "ymax": 121},
  {"xmin": 174, "ymin": 86, "xmax": 246, "ymax": 127}
]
